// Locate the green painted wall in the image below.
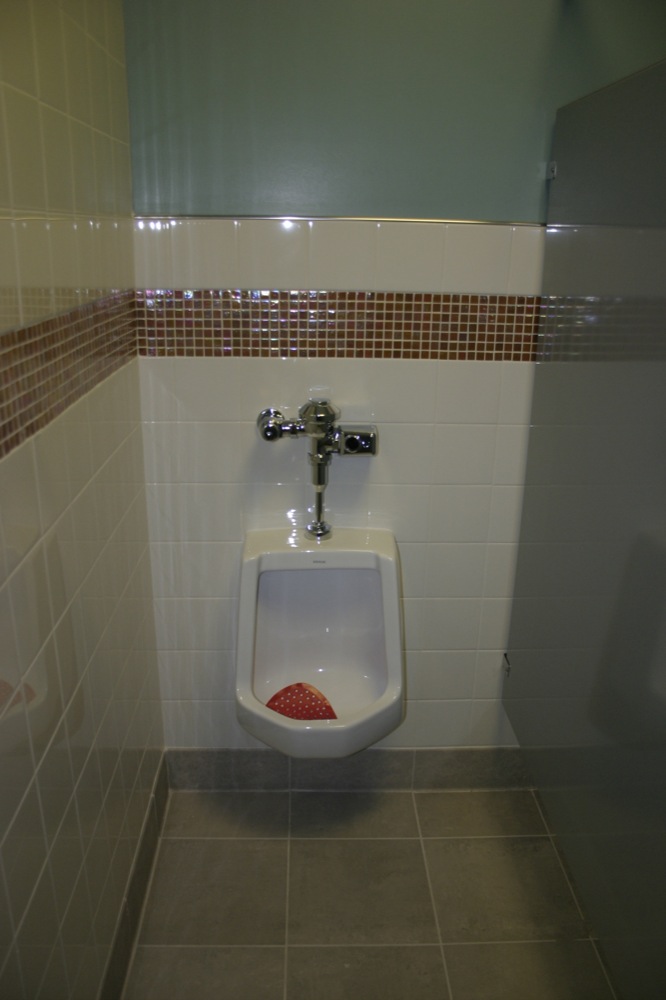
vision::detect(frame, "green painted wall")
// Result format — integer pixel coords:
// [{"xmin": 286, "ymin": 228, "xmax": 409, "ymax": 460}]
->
[{"xmin": 124, "ymin": 0, "xmax": 666, "ymax": 222}]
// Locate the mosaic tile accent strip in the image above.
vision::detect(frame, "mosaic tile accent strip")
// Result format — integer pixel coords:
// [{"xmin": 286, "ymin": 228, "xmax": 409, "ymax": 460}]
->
[
  {"xmin": 0, "ymin": 290, "xmax": 135, "ymax": 459},
  {"xmin": 0, "ymin": 287, "xmax": 540, "ymax": 461},
  {"xmin": 135, "ymin": 290, "xmax": 540, "ymax": 361},
  {"xmin": 539, "ymin": 295, "xmax": 666, "ymax": 361}
]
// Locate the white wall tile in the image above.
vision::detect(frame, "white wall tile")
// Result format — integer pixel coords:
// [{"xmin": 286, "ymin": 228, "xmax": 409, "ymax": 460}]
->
[
  {"xmin": 158, "ymin": 650, "xmax": 234, "ymax": 701},
  {"xmin": 468, "ymin": 701, "xmax": 517, "ymax": 747},
  {"xmin": 15, "ymin": 217, "xmax": 53, "ymax": 293},
  {"xmin": 474, "ymin": 650, "xmax": 508, "ymax": 699},
  {"xmin": 483, "ymin": 544, "xmax": 519, "ymax": 598},
  {"xmin": 508, "ymin": 225, "xmax": 545, "ymax": 294},
  {"xmin": 150, "ymin": 542, "xmax": 241, "ymax": 599},
  {"xmin": 144, "ymin": 483, "xmax": 245, "ymax": 541},
  {"xmin": 424, "ymin": 544, "xmax": 486, "ymax": 598},
  {"xmin": 375, "ymin": 221, "xmax": 446, "ymax": 291},
  {"xmin": 407, "ymin": 650, "xmax": 476, "ymax": 700},
  {"xmin": 488, "ymin": 486, "xmax": 525, "ymax": 543},
  {"xmin": 170, "ymin": 218, "xmax": 239, "ymax": 288},
  {"xmin": 132, "ymin": 218, "xmax": 543, "ymax": 297},
  {"xmin": 402, "ymin": 597, "xmax": 424, "ymax": 651},
  {"xmin": 396, "ymin": 542, "xmax": 428, "ymax": 599},
  {"xmin": 236, "ymin": 357, "xmax": 333, "ymax": 421},
  {"xmin": 366, "ymin": 485, "xmax": 431, "ymax": 542},
  {"xmin": 153, "ymin": 597, "xmax": 235, "ymax": 651},
  {"xmin": 237, "ymin": 218, "xmax": 308, "ymax": 288},
  {"xmin": 236, "ymin": 357, "xmax": 438, "ymax": 424},
  {"xmin": 0, "ymin": 440, "xmax": 41, "ymax": 573},
  {"xmin": 77, "ymin": 218, "xmax": 107, "ymax": 296},
  {"xmin": 49, "ymin": 219, "xmax": 82, "ymax": 300},
  {"xmin": 443, "ymin": 224, "xmax": 512, "ymax": 293},
  {"xmin": 377, "ymin": 700, "xmax": 472, "ymax": 747},
  {"xmin": 167, "ymin": 357, "xmax": 242, "ymax": 423},
  {"xmin": 430, "ymin": 425, "xmax": 497, "ymax": 485},
  {"xmin": 133, "ymin": 218, "xmax": 172, "ymax": 287},
  {"xmin": 498, "ymin": 362, "xmax": 535, "ymax": 425},
  {"xmin": 137, "ymin": 351, "xmax": 536, "ymax": 751},
  {"xmin": 0, "ymin": 583, "xmax": 21, "ymax": 691},
  {"xmin": 427, "ymin": 486, "xmax": 491, "ymax": 543},
  {"xmin": 478, "ymin": 597, "xmax": 513, "ymax": 650},
  {"xmin": 435, "ymin": 362, "xmax": 501, "ymax": 424},
  {"xmin": 0, "ymin": 219, "xmax": 21, "ymax": 329},
  {"xmin": 308, "ymin": 220, "xmax": 377, "ymax": 289},
  {"xmin": 139, "ymin": 357, "xmax": 177, "ymax": 422},
  {"xmin": 337, "ymin": 359, "xmax": 438, "ymax": 424},
  {"xmin": 241, "ymin": 481, "xmax": 314, "ymax": 534},
  {"xmin": 493, "ymin": 425, "xmax": 531, "ymax": 485},
  {"xmin": 420, "ymin": 599, "xmax": 481, "ymax": 650},
  {"xmin": 361, "ymin": 422, "xmax": 434, "ymax": 486}
]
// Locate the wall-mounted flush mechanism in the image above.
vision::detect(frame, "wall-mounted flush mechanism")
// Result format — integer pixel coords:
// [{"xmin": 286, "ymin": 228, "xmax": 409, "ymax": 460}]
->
[{"xmin": 256, "ymin": 399, "xmax": 378, "ymax": 539}]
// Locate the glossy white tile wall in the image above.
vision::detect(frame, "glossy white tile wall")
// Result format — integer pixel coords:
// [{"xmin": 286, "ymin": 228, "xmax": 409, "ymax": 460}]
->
[
  {"xmin": 141, "ymin": 356, "xmax": 534, "ymax": 750},
  {"xmin": 0, "ymin": 362, "xmax": 162, "ymax": 999},
  {"xmin": 0, "ymin": 0, "xmax": 134, "ymax": 334},
  {"xmin": 133, "ymin": 218, "xmax": 544, "ymax": 294}
]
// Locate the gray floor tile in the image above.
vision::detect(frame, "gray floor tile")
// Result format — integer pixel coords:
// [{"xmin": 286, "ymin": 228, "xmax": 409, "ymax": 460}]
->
[
  {"xmin": 123, "ymin": 946, "xmax": 284, "ymax": 1000},
  {"xmin": 425, "ymin": 837, "xmax": 586, "ymax": 942},
  {"xmin": 164, "ymin": 791, "xmax": 289, "ymax": 838},
  {"xmin": 416, "ymin": 790, "xmax": 546, "ymax": 838},
  {"xmin": 287, "ymin": 945, "xmax": 449, "ymax": 1000},
  {"xmin": 288, "ymin": 840, "xmax": 438, "ymax": 945},
  {"xmin": 139, "ymin": 839, "xmax": 287, "ymax": 945},
  {"xmin": 290, "ymin": 791, "xmax": 419, "ymax": 838},
  {"xmin": 444, "ymin": 941, "xmax": 615, "ymax": 1000}
]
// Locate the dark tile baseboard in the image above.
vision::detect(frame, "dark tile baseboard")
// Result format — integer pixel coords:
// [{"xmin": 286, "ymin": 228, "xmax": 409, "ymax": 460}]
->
[{"xmin": 166, "ymin": 747, "xmax": 532, "ymax": 792}]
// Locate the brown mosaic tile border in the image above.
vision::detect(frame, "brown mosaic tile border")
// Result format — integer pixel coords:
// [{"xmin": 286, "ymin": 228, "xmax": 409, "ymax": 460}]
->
[
  {"xmin": 0, "ymin": 287, "xmax": 540, "ymax": 462},
  {"xmin": 135, "ymin": 289, "xmax": 540, "ymax": 361},
  {"xmin": 0, "ymin": 290, "xmax": 135, "ymax": 459},
  {"xmin": 539, "ymin": 295, "xmax": 666, "ymax": 361}
]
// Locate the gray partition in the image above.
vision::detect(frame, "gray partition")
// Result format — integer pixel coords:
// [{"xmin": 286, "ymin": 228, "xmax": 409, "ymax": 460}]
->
[{"xmin": 504, "ymin": 61, "xmax": 666, "ymax": 1000}]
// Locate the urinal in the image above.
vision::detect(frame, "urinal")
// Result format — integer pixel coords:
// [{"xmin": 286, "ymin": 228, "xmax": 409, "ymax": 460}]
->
[{"xmin": 235, "ymin": 528, "xmax": 405, "ymax": 758}]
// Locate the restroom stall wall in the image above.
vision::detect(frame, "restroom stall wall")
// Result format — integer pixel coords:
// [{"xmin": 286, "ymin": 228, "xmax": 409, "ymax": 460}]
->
[{"xmin": 504, "ymin": 61, "xmax": 666, "ymax": 1000}]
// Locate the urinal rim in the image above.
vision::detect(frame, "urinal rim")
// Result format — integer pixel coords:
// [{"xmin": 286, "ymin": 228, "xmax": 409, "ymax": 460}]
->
[{"xmin": 235, "ymin": 526, "xmax": 405, "ymax": 755}]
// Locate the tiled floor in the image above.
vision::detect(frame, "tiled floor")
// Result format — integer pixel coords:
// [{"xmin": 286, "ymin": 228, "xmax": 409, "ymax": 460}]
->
[{"xmin": 121, "ymin": 790, "xmax": 616, "ymax": 1000}]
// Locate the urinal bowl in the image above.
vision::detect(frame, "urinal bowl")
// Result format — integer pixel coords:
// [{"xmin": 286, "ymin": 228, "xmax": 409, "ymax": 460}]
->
[{"xmin": 235, "ymin": 528, "xmax": 405, "ymax": 758}]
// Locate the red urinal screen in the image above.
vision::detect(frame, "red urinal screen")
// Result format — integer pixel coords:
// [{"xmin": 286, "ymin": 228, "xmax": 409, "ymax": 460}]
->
[{"xmin": 266, "ymin": 682, "xmax": 337, "ymax": 720}]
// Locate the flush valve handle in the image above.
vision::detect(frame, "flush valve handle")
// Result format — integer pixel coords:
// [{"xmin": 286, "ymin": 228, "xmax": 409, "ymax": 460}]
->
[{"xmin": 257, "ymin": 408, "xmax": 285, "ymax": 441}]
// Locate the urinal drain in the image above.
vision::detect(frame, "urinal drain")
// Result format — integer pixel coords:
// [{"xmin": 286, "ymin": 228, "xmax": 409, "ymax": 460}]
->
[{"xmin": 266, "ymin": 682, "xmax": 337, "ymax": 720}]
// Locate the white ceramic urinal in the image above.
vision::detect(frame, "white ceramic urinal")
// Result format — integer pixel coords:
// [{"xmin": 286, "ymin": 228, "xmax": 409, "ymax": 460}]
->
[{"xmin": 235, "ymin": 528, "xmax": 405, "ymax": 757}]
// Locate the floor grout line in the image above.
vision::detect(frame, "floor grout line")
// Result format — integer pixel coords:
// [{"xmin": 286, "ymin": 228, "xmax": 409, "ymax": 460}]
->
[
  {"xmin": 159, "ymin": 833, "xmax": 552, "ymax": 841},
  {"xmin": 118, "ymin": 792, "xmax": 173, "ymax": 1000},
  {"xmin": 122, "ymin": 787, "xmax": 618, "ymax": 999},
  {"xmin": 283, "ymin": 785, "xmax": 292, "ymax": 1000},
  {"xmin": 412, "ymin": 789, "xmax": 455, "ymax": 1000}
]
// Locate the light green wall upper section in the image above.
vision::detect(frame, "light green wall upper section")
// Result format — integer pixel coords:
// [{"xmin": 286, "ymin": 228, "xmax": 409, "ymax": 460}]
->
[{"xmin": 124, "ymin": 0, "xmax": 666, "ymax": 223}]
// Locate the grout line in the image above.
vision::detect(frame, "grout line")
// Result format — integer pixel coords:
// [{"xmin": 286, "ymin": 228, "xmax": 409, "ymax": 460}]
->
[
  {"xmin": 118, "ymin": 794, "xmax": 172, "ymax": 1000},
  {"xmin": 532, "ymin": 793, "xmax": 589, "ymax": 927},
  {"xmin": 158, "ymin": 833, "xmax": 551, "ymax": 841},
  {"xmin": 283, "ymin": 786, "xmax": 292, "ymax": 1000},
  {"xmin": 122, "ymin": 787, "xmax": 619, "ymax": 998},
  {"xmin": 589, "ymin": 938, "xmax": 620, "ymax": 1000},
  {"xmin": 412, "ymin": 790, "xmax": 454, "ymax": 1000}
]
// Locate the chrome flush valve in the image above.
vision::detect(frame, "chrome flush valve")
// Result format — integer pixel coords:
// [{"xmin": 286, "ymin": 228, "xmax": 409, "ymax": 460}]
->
[{"xmin": 256, "ymin": 399, "xmax": 378, "ymax": 539}]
